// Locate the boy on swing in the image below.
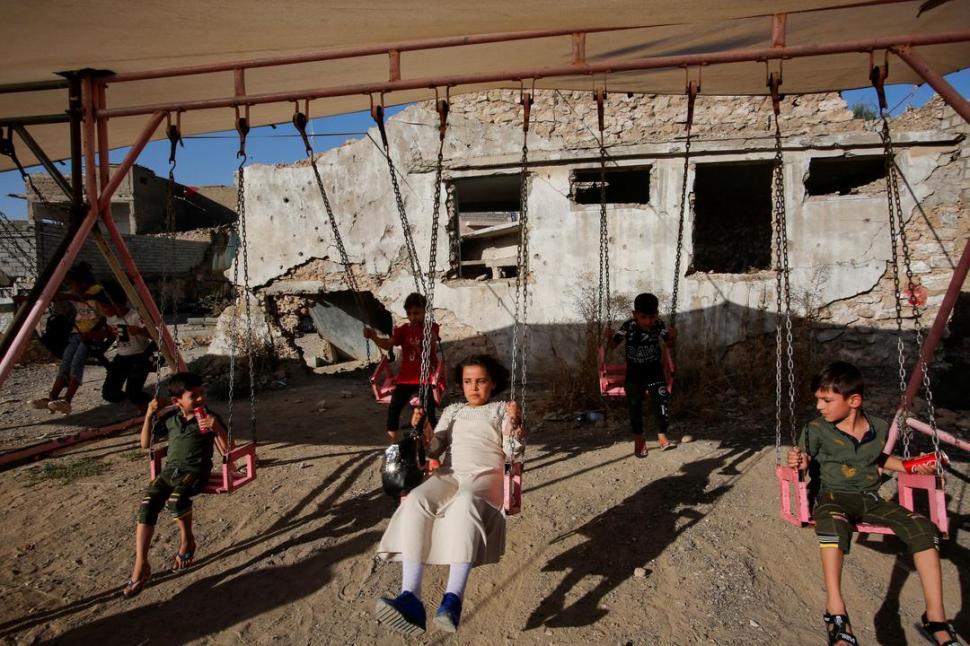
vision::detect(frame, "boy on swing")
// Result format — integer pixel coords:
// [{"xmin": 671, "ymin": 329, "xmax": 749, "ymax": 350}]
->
[
  {"xmin": 607, "ymin": 292, "xmax": 679, "ymax": 457},
  {"xmin": 122, "ymin": 372, "xmax": 229, "ymax": 599},
  {"xmin": 787, "ymin": 361, "xmax": 960, "ymax": 646},
  {"xmin": 364, "ymin": 292, "xmax": 441, "ymax": 443}
]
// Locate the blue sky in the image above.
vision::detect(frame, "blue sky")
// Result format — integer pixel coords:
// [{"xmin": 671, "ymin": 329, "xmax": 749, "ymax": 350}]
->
[{"xmin": 1, "ymin": 70, "xmax": 967, "ymax": 220}]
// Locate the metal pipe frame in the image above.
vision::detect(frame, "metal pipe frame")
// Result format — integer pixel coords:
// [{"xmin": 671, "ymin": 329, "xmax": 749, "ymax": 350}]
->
[
  {"xmin": 93, "ymin": 81, "xmax": 185, "ymax": 371},
  {"xmin": 892, "ymin": 45, "xmax": 970, "ymax": 124},
  {"xmin": 0, "ymin": 79, "xmax": 166, "ymax": 386},
  {"xmin": 96, "ymin": 28, "xmax": 970, "ymax": 119}
]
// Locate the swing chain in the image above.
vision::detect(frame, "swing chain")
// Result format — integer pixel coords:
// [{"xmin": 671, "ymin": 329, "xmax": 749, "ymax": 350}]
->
[
  {"xmin": 296, "ymin": 109, "xmax": 373, "ymax": 363},
  {"xmin": 226, "ymin": 152, "xmax": 246, "ymax": 456},
  {"xmin": 880, "ymin": 117, "xmax": 941, "ymax": 470},
  {"xmin": 417, "ymin": 99, "xmax": 449, "ymax": 410},
  {"xmin": 510, "ymin": 89, "xmax": 532, "ymax": 413},
  {"xmin": 372, "ymin": 100, "xmax": 426, "ymax": 294},
  {"xmin": 595, "ymin": 89, "xmax": 611, "ymax": 337},
  {"xmin": 671, "ymin": 79, "xmax": 699, "ymax": 327},
  {"xmin": 772, "ymin": 115, "xmax": 797, "ymax": 460}
]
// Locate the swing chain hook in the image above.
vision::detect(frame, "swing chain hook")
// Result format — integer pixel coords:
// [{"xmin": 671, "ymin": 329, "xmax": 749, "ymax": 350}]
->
[
  {"xmin": 235, "ymin": 105, "xmax": 251, "ymax": 160},
  {"xmin": 684, "ymin": 68, "xmax": 701, "ymax": 133},
  {"xmin": 370, "ymin": 94, "xmax": 389, "ymax": 150},
  {"xmin": 292, "ymin": 100, "xmax": 313, "ymax": 157},
  {"xmin": 869, "ymin": 51, "xmax": 890, "ymax": 115},
  {"xmin": 166, "ymin": 111, "xmax": 183, "ymax": 167},
  {"xmin": 767, "ymin": 68, "xmax": 783, "ymax": 121},
  {"xmin": 435, "ymin": 88, "xmax": 450, "ymax": 142},
  {"xmin": 519, "ymin": 81, "xmax": 533, "ymax": 134}
]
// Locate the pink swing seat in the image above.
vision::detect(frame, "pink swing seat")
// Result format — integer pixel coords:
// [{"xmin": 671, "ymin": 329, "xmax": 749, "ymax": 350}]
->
[
  {"xmin": 776, "ymin": 465, "xmax": 949, "ymax": 537},
  {"xmin": 598, "ymin": 344, "xmax": 675, "ymax": 398},
  {"xmin": 504, "ymin": 461, "xmax": 523, "ymax": 515},
  {"xmin": 370, "ymin": 354, "xmax": 447, "ymax": 406},
  {"xmin": 150, "ymin": 442, "xmax": 257, "ymax": 495}
]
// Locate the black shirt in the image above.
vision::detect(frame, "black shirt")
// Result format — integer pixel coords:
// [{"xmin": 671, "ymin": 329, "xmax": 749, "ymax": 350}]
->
[{"xmin": 612, "ymin": 318, "xmax": 668, "ymax": 382}]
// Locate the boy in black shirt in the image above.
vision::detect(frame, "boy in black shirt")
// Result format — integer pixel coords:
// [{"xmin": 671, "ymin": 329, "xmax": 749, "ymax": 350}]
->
[{"xmin": 608, "ymin": 293, "xmax": 678, "ymax": 457}]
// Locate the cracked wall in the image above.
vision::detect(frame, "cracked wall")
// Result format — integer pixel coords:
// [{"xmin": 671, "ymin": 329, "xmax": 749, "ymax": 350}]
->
[{"xmin": 222, "ymin": 92, "xmax": 968, "ymax": 372}]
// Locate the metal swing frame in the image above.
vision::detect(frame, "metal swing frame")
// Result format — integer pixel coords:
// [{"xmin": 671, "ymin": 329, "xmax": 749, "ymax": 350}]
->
[{"xmin": 0, "ymin": 14, "xmax": 968, "ymax": 465}]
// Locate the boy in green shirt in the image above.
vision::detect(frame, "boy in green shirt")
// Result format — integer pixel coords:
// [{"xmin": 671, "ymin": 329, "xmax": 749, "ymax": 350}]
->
[
  {"xmin": 122, "ymin": 372, "xmax": 229, "ymax": 598},
  {"xmin": 787, "ymin": 361, "xmax": 960, "ymax": 646}
]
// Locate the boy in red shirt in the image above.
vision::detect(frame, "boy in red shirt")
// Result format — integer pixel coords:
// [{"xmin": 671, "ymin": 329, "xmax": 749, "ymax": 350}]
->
[{"xmin": 365, "ymin": 293, "xmax": 441, "ymax": 442}]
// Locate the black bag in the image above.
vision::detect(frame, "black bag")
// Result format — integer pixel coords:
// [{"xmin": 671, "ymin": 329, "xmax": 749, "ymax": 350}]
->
[
  {"xmin": 39, "ymin": 313, "xmax": 74, "ymax": 359},
  {"xmin": 381, "ymin": 429, "xmax": 426, "ymax": 498}
]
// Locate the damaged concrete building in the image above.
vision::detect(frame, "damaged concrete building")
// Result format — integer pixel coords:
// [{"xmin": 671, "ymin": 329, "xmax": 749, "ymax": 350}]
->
[{"xmin": 217, "ymin": 91, "xmax": 968, "ymax": 381}]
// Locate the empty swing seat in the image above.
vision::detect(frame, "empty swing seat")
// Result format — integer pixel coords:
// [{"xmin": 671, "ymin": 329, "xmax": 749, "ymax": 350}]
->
[
  {"xmin": 370, "ymin": 355, "xmax": 447, "ymax": 406},
  {"xmin": 776, "ymin": 465, "xmax": 948, "ymax": 537},
  {"xmin": 597, "ymin": 345, "xmax": 675, "ymax": 397},
  {"xmin": 150, "ymin": 442, "xmax": 257, "ymax": 495}
]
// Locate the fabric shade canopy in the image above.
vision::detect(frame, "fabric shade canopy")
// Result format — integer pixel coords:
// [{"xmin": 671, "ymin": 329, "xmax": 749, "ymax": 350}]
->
[{"xmin": 0, "ymin": 0, "xmax": 968, "ymax": 169}]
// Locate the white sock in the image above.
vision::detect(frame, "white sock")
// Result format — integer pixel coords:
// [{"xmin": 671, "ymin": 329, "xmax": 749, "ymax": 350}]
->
[
  {"xmin": 445, "ymin": 562, "xmax": 472, "ymax": 599},
  {"xmin": 401, "ymin": 560, "xmax": 424, "ymax": 598}
]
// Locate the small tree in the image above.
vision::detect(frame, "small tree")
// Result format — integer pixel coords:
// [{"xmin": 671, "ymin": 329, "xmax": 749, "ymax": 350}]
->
[{"xmin": 851, "ymin": 102, "xmax": 878, "ymax": 121}]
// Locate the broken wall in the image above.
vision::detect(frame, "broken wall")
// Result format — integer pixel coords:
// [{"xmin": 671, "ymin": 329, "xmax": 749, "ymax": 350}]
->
[{"xmin": 224, "ymin": 91, "xmax": 968, "ymax": 374}]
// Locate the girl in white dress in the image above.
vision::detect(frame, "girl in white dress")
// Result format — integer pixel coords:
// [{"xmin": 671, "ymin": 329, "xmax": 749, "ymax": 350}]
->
[{"xmin": 375, "ymin": 354, "xmax": 525, "ymax": 636}]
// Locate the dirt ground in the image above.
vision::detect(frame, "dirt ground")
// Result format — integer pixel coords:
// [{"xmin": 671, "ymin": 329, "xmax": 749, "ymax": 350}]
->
[{"xmin": 0, "ymin": 361, "xmax": 967, "ymax": 645}]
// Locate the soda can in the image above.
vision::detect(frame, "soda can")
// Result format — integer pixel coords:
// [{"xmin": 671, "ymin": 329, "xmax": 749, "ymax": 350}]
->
[{"xmin": 195, "ymin": 407, "xmax": 211, "ymax": 433}]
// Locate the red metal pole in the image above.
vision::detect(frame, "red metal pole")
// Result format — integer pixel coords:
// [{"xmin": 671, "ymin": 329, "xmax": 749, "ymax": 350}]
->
[
  {"xmin": 903, "ymin": 236, "xmax": 970, "ymax": 408},
  {"xmin": 0, "ymin": 82, "xmax": 164, "ymax": 387},
  {"xmin": 94, "ymin": 84, "xmax": 185, "ymax": 372},
  {"xmin": 97, "ymin": 29, "xmax": 970, "ymax": 119},
  {"xmin": 107, "ymin": 27, "xmax": 628, "ymax": 84},
  {"xmin": 892, "ymin": 45, "xmax": 970, "ymax": 125}
]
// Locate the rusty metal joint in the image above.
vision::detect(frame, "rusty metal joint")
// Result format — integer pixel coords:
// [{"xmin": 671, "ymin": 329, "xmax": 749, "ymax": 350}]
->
[
  {"xmin": 435, "ymin": 91, "xmax": 449, "ymax": 141},
  {"xmin": 520, "ymin": 88, "xmax": 533, "ymax": 134},
  {"xmin": 292, "ymin": 104, "xmax": 313, "ymax": 156},
  {"xmin": 370, "ymin": 94, "xmax": 389, "ymax": 150},
  {"xmin": 235, "ymin": 104, "xmax": 251, "ymax": 159},
  {"xmin": 595, "ymin": 87, "xmax": 606, "ymax": 134},
  {"xmin": 165, "ymin": 111, "xmax": 183, "ymax": 165},
  {"xmin": 767, "ymin": 69, "xmax": 783, "ymax": 118},
  {"xmin": 869, "ymin": 51, "xmax": 890, "ymax": 112},
  {"xmin": 685, "ymin": 78, "xmax": 700, "ymax": 132}
]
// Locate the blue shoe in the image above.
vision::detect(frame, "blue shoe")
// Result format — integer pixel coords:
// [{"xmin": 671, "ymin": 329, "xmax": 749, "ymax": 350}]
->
[
  {"xmin": 374, "ymin": 591, "xmax": 426, "ymax": 636},
  {"xmin": 433, "ymin": 592, "xmax": 463, "ymax": 633}
]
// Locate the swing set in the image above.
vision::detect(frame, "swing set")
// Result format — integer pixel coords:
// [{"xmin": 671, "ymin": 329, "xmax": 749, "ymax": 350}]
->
[{"xmin": 0, "ymin": 10, "xmax": 967, "ymax": 511}]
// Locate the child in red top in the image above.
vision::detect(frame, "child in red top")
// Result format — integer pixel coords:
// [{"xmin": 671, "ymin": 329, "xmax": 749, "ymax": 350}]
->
[{"xmin": 365, "ymin": 292, "xmax": 441, "ymax": 442}]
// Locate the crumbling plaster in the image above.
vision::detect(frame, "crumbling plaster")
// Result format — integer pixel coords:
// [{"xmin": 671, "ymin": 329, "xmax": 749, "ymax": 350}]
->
[{"xmin": 226, "ymin": 92, "xmax": 967, "ymax": 371}]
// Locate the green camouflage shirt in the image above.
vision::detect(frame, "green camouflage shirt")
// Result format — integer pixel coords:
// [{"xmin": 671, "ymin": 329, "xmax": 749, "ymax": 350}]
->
[
  {"xmin": 798, "ymin": 413, "xmax": 888, "ymax": 494},
  {"xmin": 154, "ymin": 410, "xmax": 221, "ymax": 474}
]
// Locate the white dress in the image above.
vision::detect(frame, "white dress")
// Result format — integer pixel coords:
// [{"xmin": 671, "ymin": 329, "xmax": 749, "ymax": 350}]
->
[{"xmin": 377, "ymin": 401, "xmax": 523, "ymax": 566}]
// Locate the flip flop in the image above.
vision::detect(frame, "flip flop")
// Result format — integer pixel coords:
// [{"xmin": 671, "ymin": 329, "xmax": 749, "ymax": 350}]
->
[
  {"xmin": 659, "ymin": 440, "xmax": 678, "ymax": 451},
  {"xmin": 172, "ymin": 550, "xmax": 195, "ymax": 572},
  {"xmin": 122, "ymin": 571, "xmax": 151, "ymax": 599}
]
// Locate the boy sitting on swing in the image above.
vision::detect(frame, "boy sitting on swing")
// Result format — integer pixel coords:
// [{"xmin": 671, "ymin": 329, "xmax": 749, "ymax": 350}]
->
[
  {"xmin": 122, "ymin": 372, "xmax": 229, "ymax": 599},
  {"xmin": 606, "ymin": 292, "xmax": 679, "ymax": 457},
  {"xmin": 364, "ymin": 292, "xmax": 441, "ymax": 443},
  {"xmin": 787, "ymin": 361, "xmax": 960, "ymax": 646}
]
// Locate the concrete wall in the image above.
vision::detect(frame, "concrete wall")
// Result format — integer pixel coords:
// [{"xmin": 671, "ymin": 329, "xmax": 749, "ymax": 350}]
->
[{"xmin": 229, "ymin": 93, "xmax": 968, "ymax": 372}]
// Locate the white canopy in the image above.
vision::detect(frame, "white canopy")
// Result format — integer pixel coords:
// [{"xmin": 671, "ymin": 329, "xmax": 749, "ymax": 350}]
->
[{"xmin": 1, "ymin": 0, "xmax": 968, "ymax": 169}]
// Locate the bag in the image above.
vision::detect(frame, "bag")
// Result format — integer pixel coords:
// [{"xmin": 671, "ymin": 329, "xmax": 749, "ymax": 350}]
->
[
  {"xmin": 39, "ymin": 313, "xmax": 74, "ymax": 359},
  {"xmin": 381, "ymin": 429, "xmax": 426, "ymax": 498}
]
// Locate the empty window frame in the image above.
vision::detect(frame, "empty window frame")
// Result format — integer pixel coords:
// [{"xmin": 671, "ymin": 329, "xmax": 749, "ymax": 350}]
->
[
  {"xmin": 692, "ymin": 161, "xmax": 773, "ymax": 274},
  {"xmin": 448, "ymin": 174, "xmax": 523, "ymax": 280},
  {"xmin": 570, "ymin": 166, "xmax": 651, "ymax": 204},
  {"xmin": 805, "ymin": 156, "xmax": 886, "ymax": 196}
]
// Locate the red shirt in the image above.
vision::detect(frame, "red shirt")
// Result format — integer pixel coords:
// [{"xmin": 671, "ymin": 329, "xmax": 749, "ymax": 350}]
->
[{"xmin": 392, "ymin": 322, "xmax": 440, "ymax": 384}]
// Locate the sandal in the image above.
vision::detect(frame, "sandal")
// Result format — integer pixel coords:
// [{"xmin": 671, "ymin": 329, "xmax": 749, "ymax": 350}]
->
[
  {"xmin": 122, "ymin": 569, "xmax": 151, "ymax": 599},
  {"xmin": 920, "ymin": 613, "xmax": 961, "ymax": 646},
  {"xmin": 172, "ymin": 550, "xmax": 195, "ymax": 572},
  {"xmin": 659, "ymin": 439, "xmax": 678, "ymax": 451},
  {"xmin": 824, "ymin": 612, "xmax": 859, "ymax": 646}
]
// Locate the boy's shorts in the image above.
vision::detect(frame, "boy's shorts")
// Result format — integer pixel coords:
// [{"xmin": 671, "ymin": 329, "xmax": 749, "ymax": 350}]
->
[
  {"xmin": 813, "ymin": 490, "xmax": 938, "ymax": 554},
  {"xmin": 137, "ymin": 464, "xmax": 210, "ymax": 525}
]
